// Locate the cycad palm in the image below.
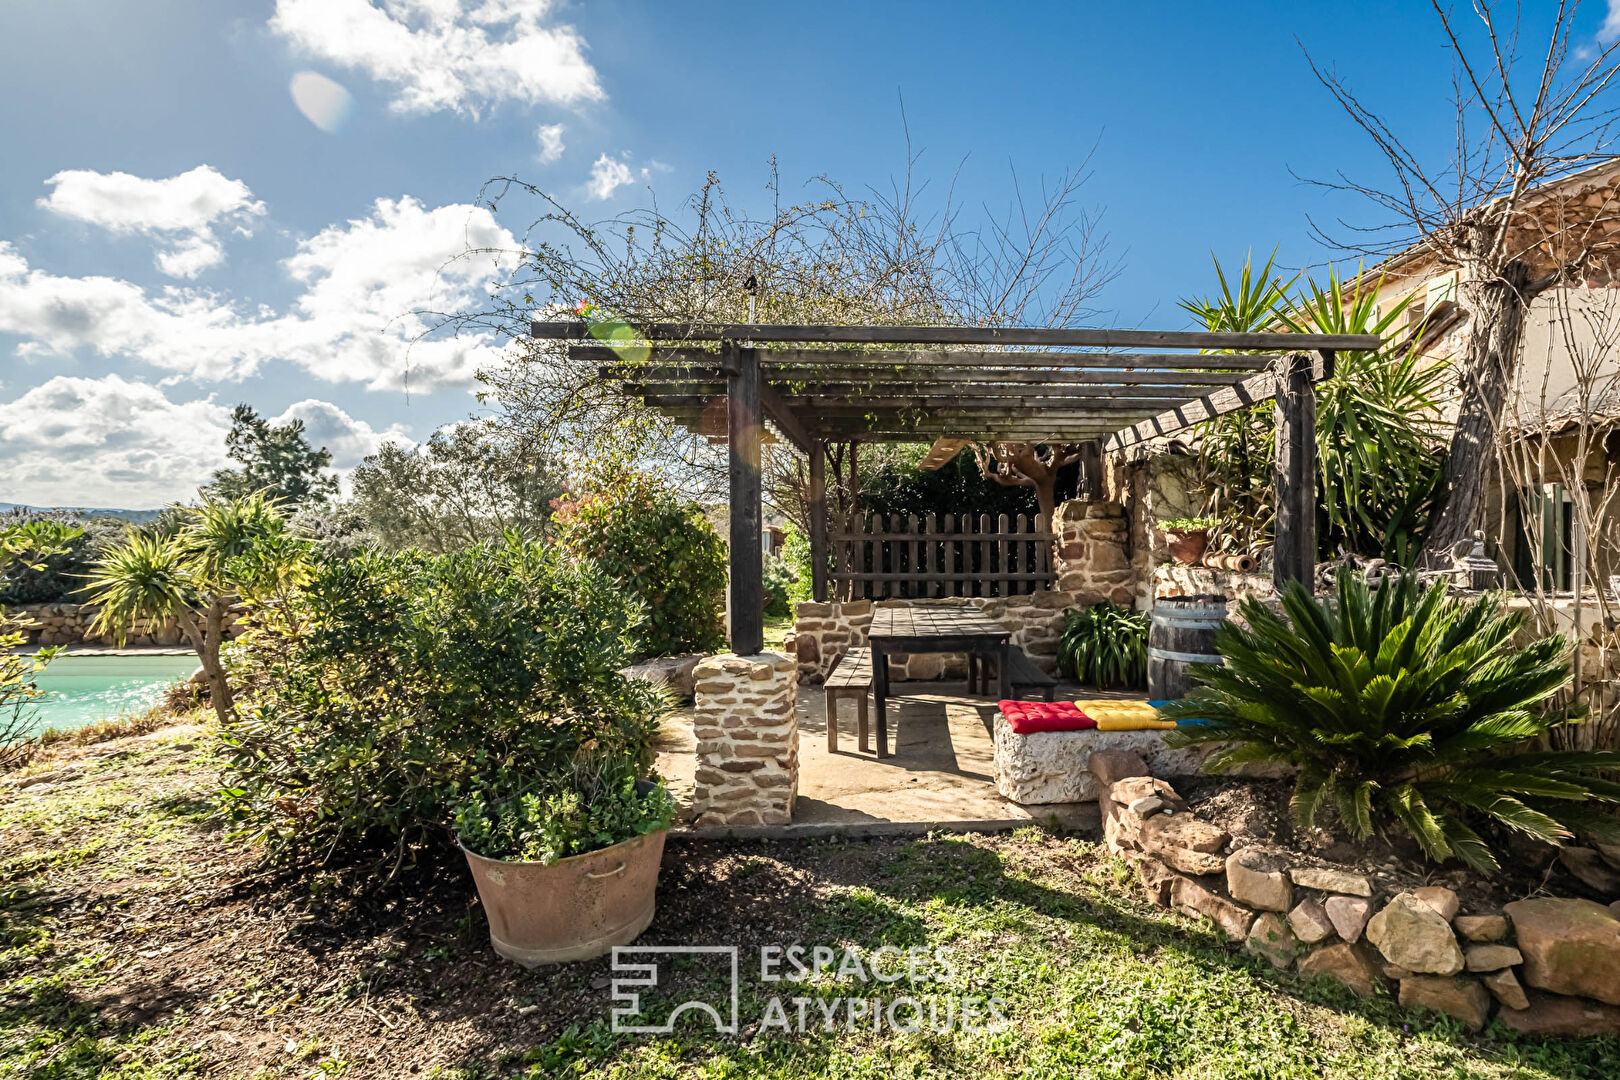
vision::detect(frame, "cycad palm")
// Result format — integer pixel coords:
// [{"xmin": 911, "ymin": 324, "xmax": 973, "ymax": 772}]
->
[{"xmin": 1161, "ymin": 569, "xmax": 1620, "ymax": 871}]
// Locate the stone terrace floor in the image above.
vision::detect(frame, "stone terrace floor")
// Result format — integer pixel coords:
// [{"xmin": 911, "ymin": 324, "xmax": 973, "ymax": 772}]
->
[{"xmin": 655, "ymin": 680, "xmax": 1147, "ymax": 838}]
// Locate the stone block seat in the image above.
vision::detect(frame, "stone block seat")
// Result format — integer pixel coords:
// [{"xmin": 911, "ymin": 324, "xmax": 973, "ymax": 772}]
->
[{"xmin": 993, "ymin": 701, "xmax": 1205, "ymax": 805}]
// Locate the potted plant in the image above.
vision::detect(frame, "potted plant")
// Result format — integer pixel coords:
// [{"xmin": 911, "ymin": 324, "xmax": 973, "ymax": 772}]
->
[
  {"xmin": 454, "ymin": 760, "xmax": 677, "ymax": 967},
  {"xmin": 1160, "ymin": 516, "xmax": 1218, "ymax": 565}
]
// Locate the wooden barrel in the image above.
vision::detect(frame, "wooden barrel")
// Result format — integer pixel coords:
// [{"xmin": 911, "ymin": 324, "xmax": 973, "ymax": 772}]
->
[{"xmin": 1147, "ymin": 594, "xmax": 1228, "ymax": 700}]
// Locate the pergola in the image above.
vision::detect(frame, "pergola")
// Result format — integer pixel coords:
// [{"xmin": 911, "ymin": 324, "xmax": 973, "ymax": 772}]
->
[{"xmin": 530, "ymin": 322, "xmax": 1381, "ymax": 655}]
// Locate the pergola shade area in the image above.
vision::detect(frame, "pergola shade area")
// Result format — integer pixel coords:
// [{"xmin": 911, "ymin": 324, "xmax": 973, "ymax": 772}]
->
[{"xmin": 529, "ymin": 321, "xmax": 1380, "ymax": 655}]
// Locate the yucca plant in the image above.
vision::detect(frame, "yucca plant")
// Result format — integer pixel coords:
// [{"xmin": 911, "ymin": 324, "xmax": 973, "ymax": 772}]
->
[
  {"xmin": 86, "ymin": 493, "xmax": 310, "ymax": 724},
  {"xmin": 1161, "ymin": 569, "xmax": 1620, "ymax": 871},
  {"xmin": 1057, "ymin": 602, "xmax": 1149, "ymax": 690}
]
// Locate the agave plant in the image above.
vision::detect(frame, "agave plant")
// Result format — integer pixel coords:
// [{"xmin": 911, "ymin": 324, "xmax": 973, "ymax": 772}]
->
[
  {"xmin": 1057, "ymin": 601, "xmax": 1149, "ymax": 690},
  {"xmin": 1160, "ymin": 569, "xmax": 1620, "ymax": 872}
]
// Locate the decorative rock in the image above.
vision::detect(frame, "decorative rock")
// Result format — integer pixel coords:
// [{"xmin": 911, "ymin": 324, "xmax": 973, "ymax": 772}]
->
[
  {"xmin": 1498, "ymin": 991, "xmax": 1620, "ymax": 1037},
  {"xmin": 1140, "ymin": 813, "xmax": 1228, "ymax": 854},
  {"xmin": 1297, "ymin": 943, "xmax": 1382, "ymax": 999},
  {"xmin": 1289, "ymin": 866, "xmax": 1372, "ymax": 896},
  {"xmin": 1463, "ymin": 944, "xmax": 1523, "ymax": 972},
  {"xmin": 1287, "ymin": 899, "xmax": 1336, "ymax": 945},
  {"xmin": 1102, "ymin": 800, "xmax": 1140, "ymax": 855},
  {"xmin": 993, "ymin": 714, "xmax": 1102, "ymax": 804},
  {"xmin": 1324, "ymin": 896, "xmax": 1372, "ymax": 944},
  {"xmin": 1412, "ymin": 886, "xmax": 1460, "ymax": 921},
  {"xmin": 1481, "ymin": 968, "xmax": 1530, "ymax": 1011},
  {"xmin": 1157, "ymin": 846, "xmax": 1228, "ymax": 877},
  {"xmin": 1595, "ymin": 841, "xmax": 1620, "ymax": 871},
  {"xmin": 1559, "ymin": 846, "xmax": 1620, "ymax": 896},
  {"xmin": 1127, "ymin": 795, "xmax": 1169, "ymax": 818},
  {"xmin": 1109, "ymin": 776, "xmax": 1183, "ymax": 808},
  {"xmin": 1226, "ymin": 848, "xmax": 1293, "ymax": 912},
  {"xmin": 1398, "ymin": 975, "xmax": 1491, "ymax": 1032},
  {"xmin": 1087, "ymin": 749, "xmax": 1150, "ymax": 787},
  {"xmin": 1137, "ymin": 857, "xmax": 1177, "ymax": 906},
  {"xmin": 1452, "ymin": 915, "xmax": 1508, "ymax": 943},
  {"xmin": 1504, "ymin": 897, "xmax": 1620, "ymax": 1005},
  {"xmin": 1246, "ymin": 912, "xmax": 1301, "ymax": 969},
  {"xmin": 1367, "ymin": 893, "xmax": 1465, "ymax": 976},
  {"xmin": 1171, "ymin": 875, "xmax": 1255, "ymax": 941}
]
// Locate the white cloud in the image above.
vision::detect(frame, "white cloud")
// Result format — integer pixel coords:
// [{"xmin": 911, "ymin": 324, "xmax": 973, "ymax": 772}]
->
[
  {"xmin": 1604, "ymin": 1, "xmax": 1620, "ymax": 43},
  {"xmin": 536, "ymin": 122, "xmax": 565, "ymax": 164},
  {"xmin": 269, "ymin": 0, "xmax": 603, "ymax": 118},
  {"xmin": 37, "ymin": 166, "xmax": 265, "ymax": 278},
  {"xmin": 273, "ymin": 398, "xmax": 412, "ymax": 468},
  {"xmin": 0, "ymin": 376, "xmax": 414, "ymax": 508},
  {"xmin": 587, "ymin": 153, "xmax": 635, "ymax": 200},
  {"xmin": 0, "ymin": 196, "xmax": 521, "ymax": 391},
  {"xmin": 0, "ymin": 374, "xmax": 234, "ymax": 508}
]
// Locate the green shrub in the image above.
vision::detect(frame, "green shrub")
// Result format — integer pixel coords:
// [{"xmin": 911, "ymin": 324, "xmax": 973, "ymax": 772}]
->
[
  {"xmin": 554, "ymin": 468, "xmax": 726, "ymax": 659},
  {"xmin": 0, "ymin": 515, "xmax": 107, "ymax": 605},
  {"xmin": 1161, "ymin": 570, "xmax": 1620, "ymax": 871},
  {"xmin": 454, "ymin": 759, "xmax": 676, "ymax": 864},
  {"xmin": 218, "ymin": 538, "xmax": 670, "ymax": 862},
  {"xmin": 1057, "ymin": 602, "xmax": 1149, "ymax": 689},
  {"xmin": 1160, "ymin": 516, "xmax": 1218, "ymax": 533},
  {"xmin": 779, "ymin": 524, "xmax": 822, "ymax": 604},
  {"xmin": 762, "ymin": 552, "xmax": 796, "ymax": 617}
]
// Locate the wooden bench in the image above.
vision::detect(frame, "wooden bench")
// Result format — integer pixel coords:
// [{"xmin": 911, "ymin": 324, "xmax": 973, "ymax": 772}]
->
[
  {"xmin": 969, "ymin": 646, "xmax": 1058, "ymax": 701},
  {"xmin": 825, "ymin": 647, "xmax": 873, "ymax": 754}
]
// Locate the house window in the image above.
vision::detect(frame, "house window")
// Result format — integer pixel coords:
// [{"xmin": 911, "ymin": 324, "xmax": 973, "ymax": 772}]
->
[{"xmin": 1427, "ymin": 271, "xmax": 1458, "ymax": 308}]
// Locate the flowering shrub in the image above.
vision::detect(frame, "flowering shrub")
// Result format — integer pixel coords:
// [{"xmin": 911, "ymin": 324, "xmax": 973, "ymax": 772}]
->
[{"xmin": 554, "ymin": 468, "xmax": 726, "ymax": 659}]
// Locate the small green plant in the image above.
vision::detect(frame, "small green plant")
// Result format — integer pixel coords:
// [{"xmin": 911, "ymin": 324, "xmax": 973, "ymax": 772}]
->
[
  {"xmin": 1160, "ymin": 517, "xmax": 1218, "ymax": 533},
  {"xmin": 1161, "ymin": 569, "xmax": 1620, "ymax": 871},
  {"xmin": 454, "ymin": 761, "xmax": 676, "ymax": 864},
  {"xmin": 1057, "ymin": 602, "xmax": 1149, "ymax": 689},
  {"xmin": 762, "ymin": 552, "xmax": 796, "ymax": 617}
]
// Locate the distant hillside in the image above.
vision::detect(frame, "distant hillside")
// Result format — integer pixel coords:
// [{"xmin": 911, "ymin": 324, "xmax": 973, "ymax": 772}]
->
[{"xmin": 0, "ymin": 502, "xmax": 165, "ymax": 524}]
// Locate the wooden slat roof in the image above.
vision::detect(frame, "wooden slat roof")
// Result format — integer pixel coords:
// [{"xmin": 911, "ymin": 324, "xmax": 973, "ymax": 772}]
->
[{"xmin": 530, "ymin": 321, "xmax": 1378, "ymax": 450}]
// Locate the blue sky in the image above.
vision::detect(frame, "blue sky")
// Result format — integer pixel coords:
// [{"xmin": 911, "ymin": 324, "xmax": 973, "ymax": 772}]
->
[{"xmin": 1, "ymin": 0, "xmax": 1614, "ymax": 508}]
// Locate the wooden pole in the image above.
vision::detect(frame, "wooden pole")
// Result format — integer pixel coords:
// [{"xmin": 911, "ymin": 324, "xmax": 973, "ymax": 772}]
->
[
  {"xmin": 809, "ymin": 438, "xmax": 828, "ymax": 603},
  {"xmin": 1078, "ymin": 440, "xmax": 1105, "ymax": 500},
  {"xmin": 1273, "ymin": 351, "xmax": 1328, "ymax": 592},
  {"xmin": 726, "ymin": 342, "xmax": 764, "ymax": 655}
]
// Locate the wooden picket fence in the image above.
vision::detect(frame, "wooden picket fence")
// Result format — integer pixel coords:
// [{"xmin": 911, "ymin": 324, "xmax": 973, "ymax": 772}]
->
[{"xmin": 830, "ymin": 513, "xmax": 1055, "ymax": 599}]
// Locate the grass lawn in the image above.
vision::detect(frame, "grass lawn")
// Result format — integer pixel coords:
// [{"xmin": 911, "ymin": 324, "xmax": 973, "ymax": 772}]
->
[
  {"xmin": 1, "ymin": 722, "xmax": 1616, "ymax": 1079},
  {"xmin": 763, "ymin": 613, "xmax": 792, "ymax": 652}
]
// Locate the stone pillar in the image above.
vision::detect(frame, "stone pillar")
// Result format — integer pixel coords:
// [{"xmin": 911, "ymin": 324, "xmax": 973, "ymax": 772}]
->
[
  {"xmin": 690, "ymin": 652, "xmax": 799, "ymax": 827},
  {"xmin": 1053, "ymin": 499, "xmax": 1138, "ymax": 607}
]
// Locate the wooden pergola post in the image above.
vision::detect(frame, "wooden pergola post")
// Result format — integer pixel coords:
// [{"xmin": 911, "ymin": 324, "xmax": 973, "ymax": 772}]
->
[
  {"xmin": 1078, "ymin": 440, "xmax": 1105, "ymax": 500},
  {"xmin": 725, "ymin": 341, "xmax": 764, "ymax": 655},
  {"xmin": 808, "ymin": 438, "xmax": 828, "ymax": 602},
  {"xmin": 1272, "ymin": 351, "xmax": 1332, "ymax": 591}
]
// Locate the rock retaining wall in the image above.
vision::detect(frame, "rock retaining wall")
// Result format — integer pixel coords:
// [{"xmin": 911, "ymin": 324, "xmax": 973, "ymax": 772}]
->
[
  {"xmin": 689, "ymin": 652, "xmax": 799, "ymax": 828},
  {"xmin": 1098, "ymin": 754, "xmax": 1620, "ymax": 1037},
  {"xmin": 3, "ymin": 602, "xmax": 245, "ymax": 647},
  {"xmin": 786, "ymin": 498, "xmax": 1138, "ymax": 683}
]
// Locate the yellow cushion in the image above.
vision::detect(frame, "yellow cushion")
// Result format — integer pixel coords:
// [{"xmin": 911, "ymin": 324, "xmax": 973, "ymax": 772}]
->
[{"xmin": 1072, "ymin": 700, "xmax": 1176, "ymax": 731}]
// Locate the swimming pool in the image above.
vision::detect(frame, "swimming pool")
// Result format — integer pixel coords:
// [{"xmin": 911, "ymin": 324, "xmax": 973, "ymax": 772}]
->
[{"xmin": 20, "ymin": 653, "xmax": 199, "ymax": 736}]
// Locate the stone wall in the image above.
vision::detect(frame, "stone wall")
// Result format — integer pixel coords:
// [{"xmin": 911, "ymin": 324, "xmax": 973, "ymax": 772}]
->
[
  {"xmin": 2, "ymin": 602, "xmax": 245, "ymax": 648},
  {"xmin": 689, "ymin": 652, "xmax": 799, "ymax": 828},
  {"xmin": 786, "ymin": 497, "xmax": 1140, "ymax": 683},
  {"xmin": 1096, "ymin": 752, "xmax": 1620, "ymax": 1037},
  {"xmin": 1152, "ymin": 564, "xmax": 1275, "ymax": 603}
]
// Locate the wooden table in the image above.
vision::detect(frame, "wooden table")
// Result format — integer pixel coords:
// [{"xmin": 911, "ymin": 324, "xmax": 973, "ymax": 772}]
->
[{"xmin": 867, "ymin": 607, "xmax": 1011, "ymax": 758}]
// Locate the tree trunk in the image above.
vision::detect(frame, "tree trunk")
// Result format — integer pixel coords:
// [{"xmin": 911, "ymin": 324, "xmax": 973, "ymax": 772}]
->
[
  {"xmin": 1422, "ymin": 254, "xmax": 1533, "ymax": 566},
  {"xmin": 1032, "ymin": 476, "xmax": 1058, "ymax": 521},
  {"xmin": 181, "ymin": 600, "xmax": 235, "ymax": 725}
]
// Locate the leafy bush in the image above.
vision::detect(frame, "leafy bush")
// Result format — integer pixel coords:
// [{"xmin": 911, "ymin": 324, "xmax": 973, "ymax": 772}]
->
[
  {"xmin": 0, "ymin": 633, "xmax": 53, "ymax": 771},
  {"xmin": 219, "ymin": 538, "xmax": 670, "ymax": 862},
  {"xmin": 762, "ymin": 552, "xmax": 796, "ymax": 617},
  {"xmin": 779, "ymin": 523, "xmax": 821, "ymax": 604},
  {"xmin": 1, "ymin": 514, "xmax": 113, "ymax": 605},
  {"xmin": 554, "ymin": 468, "xmax": 726, "ymax": 659},
  {"xmin": 1160, "ymin": 516, "xmax": 1218, "ymax": 533},
  {"xmin": 454, "ymin": 759, "xmax": 675, "ymax": 863},
  {"xmin": 1057, "ymin": 602, "xmax": 1149, "ymax": 689},
  {"xmin": 1161, "ymin": 570, "xmax": 1620, "ymax": 871}
]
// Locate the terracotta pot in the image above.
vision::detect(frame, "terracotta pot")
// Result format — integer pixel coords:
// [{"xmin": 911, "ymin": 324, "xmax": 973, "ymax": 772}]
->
[
  {"xmin": 461, "ymin": 828, "xmax": 668, "ymax": 967},
  {"xmin": 1165, "ymin": 529, "xmax": 1211, "ymax": 565}
]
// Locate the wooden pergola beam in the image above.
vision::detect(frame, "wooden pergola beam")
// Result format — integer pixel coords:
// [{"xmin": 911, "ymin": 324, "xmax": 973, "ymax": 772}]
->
[
  {"xmin": 1102, "ymin": 350, "xmax": 1337, "ymax": 452},
  {"xmin": 536, "ymin": 321, "xmax": 1379, "ymax": 351},
  {"xmin": 572, "ymin": 344, "xmax": 1284, "ymax": 371},
  {"xmin": 609, "ymin": 366, "xmax": 1257, "ymax": 389}
]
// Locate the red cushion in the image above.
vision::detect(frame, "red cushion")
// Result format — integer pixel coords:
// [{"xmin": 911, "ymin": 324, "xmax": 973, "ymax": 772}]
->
[{"xmin": 999, "ymin": 700, "xmax": 1097, "ymax": 734}]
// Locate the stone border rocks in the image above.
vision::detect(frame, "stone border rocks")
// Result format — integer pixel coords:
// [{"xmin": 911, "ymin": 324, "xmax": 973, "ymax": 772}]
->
[{"xmin": 1090, "ymin": 755, "xmax": 1620, "ymax": 1037}]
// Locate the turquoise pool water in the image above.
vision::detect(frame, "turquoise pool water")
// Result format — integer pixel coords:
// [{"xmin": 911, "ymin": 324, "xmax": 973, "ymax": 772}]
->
[{"xmin": 21, "ymin": 654, "xmax": 199, "ymax": 736}]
